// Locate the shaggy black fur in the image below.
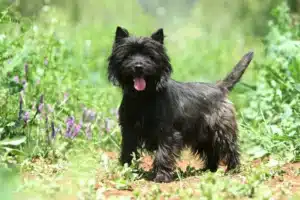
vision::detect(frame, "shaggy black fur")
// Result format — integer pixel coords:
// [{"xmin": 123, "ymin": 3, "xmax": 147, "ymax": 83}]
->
[{"xmin": 107, "ymin": 26, "xmax": 254, "ymax": 183}]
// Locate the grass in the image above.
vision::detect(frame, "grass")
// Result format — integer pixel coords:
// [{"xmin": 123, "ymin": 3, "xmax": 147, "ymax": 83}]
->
[
  {"xmin": 12, "ymin": 148, "xmax": 300, "ymax": 199},
  {"xmin": 0, "ymin": 0, "xmax": 300, "ymax": 199}
]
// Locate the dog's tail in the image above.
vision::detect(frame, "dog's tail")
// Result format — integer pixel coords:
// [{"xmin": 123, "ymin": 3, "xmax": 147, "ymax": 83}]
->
[{"xmin": 217, "ymin": 51, "xmax": 254, "ymax": 91}]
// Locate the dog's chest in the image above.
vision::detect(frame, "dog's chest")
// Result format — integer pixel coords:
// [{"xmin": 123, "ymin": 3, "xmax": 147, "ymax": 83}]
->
[
  {"xmin": 128, "ymin": 106, "xmax": 158, "ymax": 132},
  {"xmin": 119, "ymin": 96, "xmax": 166, "ymax": 134}
]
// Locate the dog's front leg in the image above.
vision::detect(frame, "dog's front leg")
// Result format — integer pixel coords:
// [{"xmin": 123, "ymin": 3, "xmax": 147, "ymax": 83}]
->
[
  {"xmin": 153, "ymin": 132, "xmax": 182, "ymax": 183},
  {"xmin": 120, "ymin": 128, "xmax": 138, "ymax": 166}
]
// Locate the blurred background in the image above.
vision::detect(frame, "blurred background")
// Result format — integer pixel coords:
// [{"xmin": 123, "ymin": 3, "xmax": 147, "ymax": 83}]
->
[
  {"xmin": 1, "ymin": 0, "xmax": 299, "ymax": 80},
  {"xmin": 1, "ymin": 0, "xmax": 299, "ymax": 81}
]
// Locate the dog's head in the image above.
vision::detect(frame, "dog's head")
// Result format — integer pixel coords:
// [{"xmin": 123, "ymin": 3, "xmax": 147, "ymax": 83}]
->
[{"xmin": 107, "ymin": 26, "xmax": 172, "ymax": 92}]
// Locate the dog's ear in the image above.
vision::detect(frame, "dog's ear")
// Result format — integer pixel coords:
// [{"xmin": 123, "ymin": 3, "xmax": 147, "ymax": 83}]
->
[
  {"xmin": 151, "ymin": 28, "xmax": 164, "ymax": 44},
  {"xmin": 115, "ymin": 26, "xmax": 129, "ymax": 42}
]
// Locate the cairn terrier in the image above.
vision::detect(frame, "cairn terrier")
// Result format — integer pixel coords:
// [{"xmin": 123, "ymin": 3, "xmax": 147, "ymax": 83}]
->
[{"xmin": 107, "ymin": 26, "xmax": 254, "ymax": 183}]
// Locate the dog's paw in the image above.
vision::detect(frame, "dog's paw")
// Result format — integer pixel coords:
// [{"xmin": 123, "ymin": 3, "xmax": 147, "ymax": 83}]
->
[{"xmin": 153, "ymin": 173, "xmax": 172, "ymax": 183}]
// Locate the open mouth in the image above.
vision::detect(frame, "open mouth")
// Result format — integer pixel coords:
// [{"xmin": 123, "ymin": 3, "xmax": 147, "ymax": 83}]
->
[{"xmin": 133, "ymin": 77, "xmax": 146, "ymax": 91}]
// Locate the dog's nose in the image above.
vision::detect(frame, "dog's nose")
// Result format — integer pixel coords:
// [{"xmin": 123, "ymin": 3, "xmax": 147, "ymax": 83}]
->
[{"xmin": 135, "ymin": 63, "xmax": 143, "ymax": 69}]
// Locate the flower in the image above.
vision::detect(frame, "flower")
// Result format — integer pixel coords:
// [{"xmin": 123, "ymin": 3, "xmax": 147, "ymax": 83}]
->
[
  {"xmin": 23, "ymin": 111, "xmax": 29, "ymax": 123},
  {"xmin": 51, "ymin": 121, "xmax": 56, "ymax": 139},
  {"xmin": 18, "ymin": 92, "xmax": 24, "ymax": 121},
  {"xmin": 72, "ymin": 121, "xmax": 82, "ymax": 138},
  {"xmin": 24, "ymin": 63, "xmax": 28, "ymax": 80},
  {"xmin": 38, "ymin": 103, "xmax": 44, "ymax": 113},
  {"xmin": 13, "ymin": 76, "xmax": 19, "ymax": 83},
  {"xmin": 82, "ymin": 108, "xmax": 97, "ymax": 123},
  {"xmin": 37, "ymin": 95, "xmax": 44, "ymax": 113},
  {"xmin": 65, "ymin": 116, "xmax": 75, "ymax": 138}
]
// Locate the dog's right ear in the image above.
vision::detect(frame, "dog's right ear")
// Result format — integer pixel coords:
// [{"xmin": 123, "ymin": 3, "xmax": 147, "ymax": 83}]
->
[
  {"xmin": 151, "ymin": 28, "xmax": 164, "ymax": 44},
  {"xmin": 115, "ymin": 26, "xmax": 129, "ymax": 42}
]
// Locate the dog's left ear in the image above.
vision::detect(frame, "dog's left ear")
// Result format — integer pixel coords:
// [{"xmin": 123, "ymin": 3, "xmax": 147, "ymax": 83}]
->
[
  {"xmin": 115, "ymin": 26, "xmax": 129, "ymax": 42},
  {"xmin": 151, "ymin": 28, "xmax": 164, "ymax": 44}
]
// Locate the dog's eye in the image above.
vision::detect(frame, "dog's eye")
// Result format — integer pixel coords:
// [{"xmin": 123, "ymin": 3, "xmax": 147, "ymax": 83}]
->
[{"xmin": 148, "ymin": 55, "xmax": 155, "ymax": 60}]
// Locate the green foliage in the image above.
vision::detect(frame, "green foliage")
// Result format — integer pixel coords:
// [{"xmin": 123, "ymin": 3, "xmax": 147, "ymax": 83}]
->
[
  {"xmin": 0, "ymin": 167, "xmax": 19, "ymax": 200},
  {"xmin": 0, "ymin": 5, "xmax": 121, "ymax": 166},
  {"xmin": 242, "ymin": 2, "xmax": 300, "ymax": 161}
]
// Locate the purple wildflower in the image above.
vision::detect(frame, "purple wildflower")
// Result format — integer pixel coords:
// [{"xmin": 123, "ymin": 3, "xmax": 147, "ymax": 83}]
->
[
  {"xmin": 18, "ymin": 92, "xmax": 24, "ymax": 121},
  {"xmin": 24, "ymin": 63, "xmax": 28, "ymax": 80},
  {"xmin": 37, "ymin": 95, "xmax": 44, "ymax": 113},
  {"xmin": 82, "ymin": 108, "xmax": 97, "ymax": 123},
  {"xmin": 38, "ymin": 103, "xmax": 44, "ymax": 113},
  {"xmin": 13, "ymin": 76, "xmax": 19, "ymax": 83},
  {"xmin": 45, "ymin": 114, "xmax": 50, "ymax": 143},
  {"xmin": 72, "ymin": 121, "xmax": 82, "ymax": 138},
  {"xmin": 65, "ymin": 116, "xmax": 75, "ymax": 138},
  {"xmin": 23, "ymin": 111, "xmax": 29, "ymax": 124},
  {"xmin": 7, "ymin": 59, "xmax": 12, "ymax": 64},
  {"xmin": 51, "ymin": 121, "xmax": 56, "ymax": 139},
  {"xmin": 40, "ymin": 95, "xmax": 44, "ymax": 103}
]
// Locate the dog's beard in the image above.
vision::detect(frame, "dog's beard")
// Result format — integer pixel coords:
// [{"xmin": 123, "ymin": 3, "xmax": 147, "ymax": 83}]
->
[{"xmin": 133, "ymin": 77, "xmax": 146, "ymax": 91}]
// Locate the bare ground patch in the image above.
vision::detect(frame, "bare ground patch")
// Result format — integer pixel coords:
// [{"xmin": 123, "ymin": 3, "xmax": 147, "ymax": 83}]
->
[{"xmin": 96, "ymin": 151, "xmax": 300, "ymax": 199}]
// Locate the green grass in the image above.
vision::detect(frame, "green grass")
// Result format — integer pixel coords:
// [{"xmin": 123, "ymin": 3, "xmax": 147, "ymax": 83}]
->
[{"xmin": 0, "ymin": 0, "xmax": 300, "ymax": 199}]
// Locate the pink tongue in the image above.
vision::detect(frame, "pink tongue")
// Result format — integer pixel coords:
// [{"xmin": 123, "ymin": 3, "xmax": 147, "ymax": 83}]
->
[{"xmin": 133, "ymin": 78, "xmax": 146, "ymax": 91}]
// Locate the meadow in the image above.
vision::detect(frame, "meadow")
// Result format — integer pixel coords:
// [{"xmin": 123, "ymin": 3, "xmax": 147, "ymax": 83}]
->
[{"xmin": 0, "ymin": 0, "xmax": 300, "ymax": 199}]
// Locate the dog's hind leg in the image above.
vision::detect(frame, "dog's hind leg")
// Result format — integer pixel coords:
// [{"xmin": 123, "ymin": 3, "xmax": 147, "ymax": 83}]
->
[
  {"xmin": 215, "ymin": 128, "xmax": 240, "ymax": 172},
  {"xmin": 153, "ymin": 131, "xmax": 183, "ymax": 183},
  {"xmin": 213, "ymin": 101, "xmax": 240, "ymax": 172},
  {"xmin": 225, "ymin": 140, "xmax": 240, "ymax": 171},
  {"xmin": 200, "ymin": 141, "xmax": 221, "ymax": 172},
  {"xmin": 196, "ymin": 128, "xmax": 238, "ymax": 172}
]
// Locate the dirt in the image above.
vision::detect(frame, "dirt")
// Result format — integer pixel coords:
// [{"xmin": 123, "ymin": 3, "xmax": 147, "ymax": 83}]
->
[
  {"xmin": 268, "ymin": 162, "xmax": 300, "ymax": 199},
  {"xmin": 98, "ymin": 151, "xmax": 204, "ymax": 199},
  {"xmin": 102, "ymin": 190, "xmax": 134, "ymax": 199},
  {"xmin": 19, "ymin": 151, "xmax": 300, "ymax": 199},
  {"xmin": 99, "ymin": 151, "xmax": 300, "ymax": 199}
]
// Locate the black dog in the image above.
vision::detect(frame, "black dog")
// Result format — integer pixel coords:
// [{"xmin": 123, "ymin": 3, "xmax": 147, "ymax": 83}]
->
[{"xmin": 107, "ymin": 26, "xmax": 254, "ymax": 183}]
